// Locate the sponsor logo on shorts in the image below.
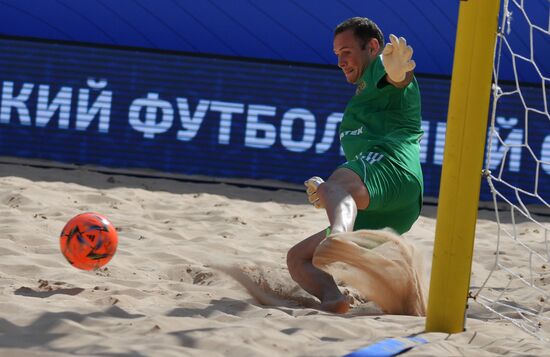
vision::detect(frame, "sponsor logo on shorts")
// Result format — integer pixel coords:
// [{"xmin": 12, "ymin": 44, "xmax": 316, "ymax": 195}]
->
[{"xmin": 357, "ymin": 151, "xmax": 384, "ymax": 165}]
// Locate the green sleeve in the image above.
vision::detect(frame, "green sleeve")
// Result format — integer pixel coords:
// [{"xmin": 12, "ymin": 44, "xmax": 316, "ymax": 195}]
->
[{"xmin": 372, "ymin": 55, "xmax": 387, "ymax": 87}]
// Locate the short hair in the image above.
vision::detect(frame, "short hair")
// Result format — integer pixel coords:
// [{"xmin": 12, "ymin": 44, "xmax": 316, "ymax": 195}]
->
[{"xmin": 334, "ymin": 17, "xmax": 384, "ymax": 49}]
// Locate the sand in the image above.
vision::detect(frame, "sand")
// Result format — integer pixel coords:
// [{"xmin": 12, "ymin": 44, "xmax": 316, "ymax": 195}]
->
[{"xmin": 0, "ymin": 159, "xmax": 549, "ymax": 356}]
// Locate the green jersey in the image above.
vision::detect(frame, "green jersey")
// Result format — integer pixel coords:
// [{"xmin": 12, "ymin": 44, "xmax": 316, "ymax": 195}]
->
[
  {"xmin": 339, "ymin": 55, "xmax": 424, "ymax": 189},
  {"xmin": 337, "ymin": 55, "xmax": 424, "ymax": 234}
]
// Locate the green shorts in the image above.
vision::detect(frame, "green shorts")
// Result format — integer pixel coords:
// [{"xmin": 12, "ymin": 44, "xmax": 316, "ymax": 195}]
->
[{"xmin": 339, "ymin": 151, "xmax": 422, "ymax": 235}]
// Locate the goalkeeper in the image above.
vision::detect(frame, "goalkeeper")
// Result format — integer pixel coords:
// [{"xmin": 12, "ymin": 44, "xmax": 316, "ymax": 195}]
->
[{"xmin": 287, "ymin": 17, "xmax": 424, "ymax": 313}]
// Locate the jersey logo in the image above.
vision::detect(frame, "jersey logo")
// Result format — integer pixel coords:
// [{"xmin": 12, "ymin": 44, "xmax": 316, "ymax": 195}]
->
[
  {"xmin": 355, "ymin": 79, "xmax": 366, "ymax": 95},
  {"xmin": 340, "ymin": 126, "xmax": 364, "ymax": 140}
]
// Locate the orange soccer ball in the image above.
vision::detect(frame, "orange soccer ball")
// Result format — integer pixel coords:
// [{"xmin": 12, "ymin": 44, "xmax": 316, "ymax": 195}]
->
[{"xmin": 59, "ymin": 212, "xmax": 118, "ymax": 271}]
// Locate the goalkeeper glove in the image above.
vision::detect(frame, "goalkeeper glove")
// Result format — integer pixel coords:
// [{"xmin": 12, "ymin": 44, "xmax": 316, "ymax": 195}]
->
[
  {"xmin": 382, "ymin": 34, "xmax": 416, "ymax": 83},
  {"xmin": 304, "ymin": 176, "xmax": 325, "ymax": 209}
]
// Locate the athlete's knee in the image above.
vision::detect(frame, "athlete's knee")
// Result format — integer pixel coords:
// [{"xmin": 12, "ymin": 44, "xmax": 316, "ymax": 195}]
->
[
  {"xmin": 320, "ymin": 169, "xmax": 370, "ymax": 209},
  {"xmin": 287, "ymin": 231, "xmax": 325, "ymax": 274},
  {"xmin": 286, "ymin": 245, "xmax": 299, "ymax": 268},
  {"xmin": 287, "ymin": 244, "xmax": 307, "ymax": 281},
  {"xmin": 317, "ymin": 180, "xmax": 344, "ymax": 201}
]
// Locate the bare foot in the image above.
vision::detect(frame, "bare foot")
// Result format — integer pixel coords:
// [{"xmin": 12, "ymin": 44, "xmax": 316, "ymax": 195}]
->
[{"xmin": 320, "ymin": 294, "xmax": 354, "ymax": 314}]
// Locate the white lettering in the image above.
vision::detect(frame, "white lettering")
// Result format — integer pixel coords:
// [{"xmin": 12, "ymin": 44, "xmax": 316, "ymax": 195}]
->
[
  {"xmin": 244, "ymin": 104, "xmax": 276, "ymax": 149},
  {"xmin": 485, "ymin": 117, "xmax": 523, "ymax": 172},
  {"xmin": 420, "ymin": 120, "xmax": 430, "ymax": 164},
  {"xmin": 128, "ymin": 92, "xmax": 173, "ymax": 139},
  {"xmin": 433, "ymin": 121, "xmax": 447, "ymax": 165},
  {"xmin": 541, "ymin": 135, "xmax": 550, "ymax": 175},
  {"xmin": 315, "ymin": 112, "xmax": 342, "ymax": 154},
  {"xmin": 77, "ymin": 79, "xmax": 112, "ymax": 132},
  {"xmin": 0, "ymin": 81, "xmax": 34, "ymax": 125},
  {"xmin": 36, "ymin": 85, "xmax": 72, "ymax": 129},
  {"xmin": 280, "ymin": 108, "xmax": 316, "ymax": 152},
  {"xmin": 176, "ymin": 98, "xmax": 209, "ymax": 141},
  {"xmin": 210, "ymin": 101, "xmax": 244, "ymax": 145}
]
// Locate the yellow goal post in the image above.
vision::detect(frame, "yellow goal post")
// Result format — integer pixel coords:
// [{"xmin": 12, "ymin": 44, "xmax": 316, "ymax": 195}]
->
[{"xmin": 425, "ymin": 0, "xmax": 501, "ymax": 333}]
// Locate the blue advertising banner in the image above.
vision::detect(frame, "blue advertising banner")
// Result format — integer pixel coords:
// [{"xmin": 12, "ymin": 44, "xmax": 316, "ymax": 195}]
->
[{"xmin": 0, "ymin": 38, "xmax": 548, "ymax": 204}]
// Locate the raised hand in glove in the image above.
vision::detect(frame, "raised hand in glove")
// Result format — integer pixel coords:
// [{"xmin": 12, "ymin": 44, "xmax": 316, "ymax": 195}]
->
[{"xmin": 382, "ymin": 34, "xmax": 416, "ymax": 83}]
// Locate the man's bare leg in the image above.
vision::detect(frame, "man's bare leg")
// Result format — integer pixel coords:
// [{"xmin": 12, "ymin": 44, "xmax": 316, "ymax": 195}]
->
[
  {"xmin": 287, "ymin": 230, "xmax": 351, "ymax": 313},
  {"xmin": 287, "ymin": 168, "xmax": 370, "ymax": 313}
]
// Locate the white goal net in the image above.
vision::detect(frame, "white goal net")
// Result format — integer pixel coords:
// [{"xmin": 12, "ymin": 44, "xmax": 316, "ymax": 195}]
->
[{"xmin": 470, "ymin": 0, "xmax": 550, "ymax": 341}]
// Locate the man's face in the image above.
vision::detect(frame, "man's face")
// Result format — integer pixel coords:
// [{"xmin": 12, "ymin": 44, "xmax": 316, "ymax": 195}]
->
[{"xmin": 333, "ymin": 30, "xmax": 372, "ymax": 84}]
